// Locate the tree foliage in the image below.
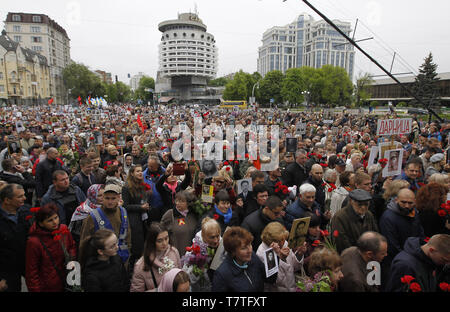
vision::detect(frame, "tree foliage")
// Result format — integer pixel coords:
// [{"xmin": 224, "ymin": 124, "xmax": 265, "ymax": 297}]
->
[
  {"xmin": 354, "ymin": 72, "xmax": 374, "ymax": 107},
  {"xmin": 411, "ymin": 52, "xmax": 440, "ymax": 107},
  {"xmin": 223, "ymin": 70, "xmax": 259, "ymax": 101},
  {"xmin": 259, "ymin": 70, "xmax": 284, "ymax": 105},
  {"xmin": 62, "ymin": 62, "xmax": 104, "ymax": 99},
  {"xmin": 208, "ymin": 76, "xmax": 231, "ymax": 87},
  {"xmin": 134, "ymin": 76, "xmax": 155, "ymax": 103}
]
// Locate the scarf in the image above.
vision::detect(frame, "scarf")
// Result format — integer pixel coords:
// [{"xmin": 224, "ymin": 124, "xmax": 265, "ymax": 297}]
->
[
  {"xmin": 70, "ymin": 184, "xmax": 103, "ymax": 223},
  {"xmin": 233, "ymin": 259, "xmax": 249, "ymax": 269},
  {"xmin": 215, "ymin": 205, "xmax": 233, "ymax": 224}
]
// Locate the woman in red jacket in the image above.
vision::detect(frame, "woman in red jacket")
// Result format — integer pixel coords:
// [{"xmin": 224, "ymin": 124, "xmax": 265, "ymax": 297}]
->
[{"xmin": 25, "ymin": 203, "xmax": 77, "ymax": 292}]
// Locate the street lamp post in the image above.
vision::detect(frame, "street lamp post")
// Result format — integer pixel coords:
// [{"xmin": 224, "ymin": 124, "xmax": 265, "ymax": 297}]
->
[
  {"xmin": 251, "ymin": 80, "xmax": 260, "ymax": 106},
  {"xmin": 302, "ymin": 90, "xmax": 310, "ymax": 109}
]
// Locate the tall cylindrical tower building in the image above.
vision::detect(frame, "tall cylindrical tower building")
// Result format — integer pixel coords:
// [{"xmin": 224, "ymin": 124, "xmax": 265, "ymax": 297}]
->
[{"xmin": 156, "ymin": 13, "xmax": 218, "ymax": 104}]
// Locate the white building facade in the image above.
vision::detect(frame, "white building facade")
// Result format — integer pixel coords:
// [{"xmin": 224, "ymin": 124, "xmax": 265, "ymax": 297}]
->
[
  {"xmin": 5, "ymin": 12, "xmax": 71, "ymax": 104},
  {"xmin": 156, "ymin": 12, "xmax": 219, "ymax": 104},
  {"xmin": 130, "ymin": 72, "xmax": 146, "ymax": 91},
  {"xmin": 258, "ymin": 13, "xmax": 355, "ymax": 80}
]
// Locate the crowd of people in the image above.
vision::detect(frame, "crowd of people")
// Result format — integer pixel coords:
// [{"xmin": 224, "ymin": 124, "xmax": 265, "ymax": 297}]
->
[{"xmin": 0, "ymin": 102, "xmax": 449, "ymax": 293}]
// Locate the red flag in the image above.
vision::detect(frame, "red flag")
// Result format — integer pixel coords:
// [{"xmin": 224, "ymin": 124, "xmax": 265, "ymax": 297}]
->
[
  {"xmin": 137, "ymin": 114, "xmax": 145, "ymax": 133},
  {"xmin": 48, "ymin": 98, "xmax": 54, "ymax": 105},
  {"xmin": 77, "ymin": 96, "xmax": 82, "ymax": 106},
  {"xmin": 88, "ymin": 95, "xmax": 91, "ymax": 105}
]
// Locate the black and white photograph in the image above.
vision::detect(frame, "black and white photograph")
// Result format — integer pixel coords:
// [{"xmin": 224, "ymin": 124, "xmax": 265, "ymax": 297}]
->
[
  {"xmin": 201, "ymin": 159, "xmax": 219, "ymax": 179},
  {"xmin": 368, "ymin": 146, "xmax": 379, "ymax": 167},
  {"xmin": 201, "ymin": 184, "xmax": 214, "ymax": 203},
  {"xmin": 263, "ymin": 248, "xmax": 278, "ymax": 278},
  {"xmin": 15, "ymin": 120, "xmax": 25, "ymax": 133},
  {"xmin": 93, "ymin": 131, "xmax": 103, "ymax": 145},
  {"xmin": 382, "ymin": 148, "xmax": 403, "ymax": 178},
  {"xmin": 286, "ymin": 138, "xmax": 298, "ymax": 153},
  {"xmin": 288, "ymin": 217, "xmax": 310, "ymax": 249},
  {"xmin": 117, "ymin": 133, "xmax": 126, "ymax": 147},
  {"xmin": 237, "ymin": 178, "xmax": 252, "ymax": 196}
]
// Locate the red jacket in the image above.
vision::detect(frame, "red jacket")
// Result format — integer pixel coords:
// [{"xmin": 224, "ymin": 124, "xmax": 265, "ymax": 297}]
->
[{"xmin": 25, "ymin": 223, "xmax": 77, "ymax": 292}]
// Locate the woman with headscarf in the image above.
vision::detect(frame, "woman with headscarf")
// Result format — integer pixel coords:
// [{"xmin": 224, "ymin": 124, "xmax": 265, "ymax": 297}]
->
[
  {"xmin": 69, "ymin": 184, "xmax": 104, "ymax": 246},
  {"xmin": 154, "ymin": 268, "xmax": 190, "ymax": 292}
]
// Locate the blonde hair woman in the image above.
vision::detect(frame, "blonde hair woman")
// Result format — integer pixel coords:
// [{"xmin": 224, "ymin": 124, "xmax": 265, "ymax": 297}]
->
[{"xmin": 256, "ymin": 222, "xmax": 306, "ymax": 292}]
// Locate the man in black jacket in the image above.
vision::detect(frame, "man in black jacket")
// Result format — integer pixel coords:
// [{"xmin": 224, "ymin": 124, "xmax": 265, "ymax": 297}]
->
[
  {"xmin": 306, "ymin": 164, "xmax": 326, "ymax": 209},
  {"xmin": 282, "ymin": 149, "xmax": 308, "ymax": 188},
  {"xmin": 0, "ymin": 158, "xmax": 35, "ymax": 205},
  {"xmin": 386, "ymin": 234, "xmax": 450, "ymax": 292},
  {"xmin": 241, "ymin": 196, "xmax": 285, "ymax": 251},
  {"xmin": 0, "ymin": 184, "xmax": 31, "ymax": 292},
  {"xmin": 35, "ymin": 147, "xmax": 66, "ymax": 201}
]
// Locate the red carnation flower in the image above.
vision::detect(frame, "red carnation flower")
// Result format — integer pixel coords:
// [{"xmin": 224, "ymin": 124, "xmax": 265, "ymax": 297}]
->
[
  {"xmin": 282, "ymin": 188, "xmax": 289, "ymax": 195},
  {"xmin": 234, "ymin": 160, "xmax": 239, "ymax": 165},
  {"xmin": 321, "ymin": 183, "xmax": 326, "ymax": 187},
  {"xmin": 400, "ymin": 275, "xmax": 415, "ymax": 285},
  {"xmin": 275, "ymin": 181, "xmax": 282, "ymax": 187},
  {"xmin": 418, "ymin": 182, "xmax": 425, "ymax": 187},
  {"xmin": 409, "ymin": 282, "xmax": 422, "ymax": 292},
  {"xmin": 161, "ymin": 146, "xmax": 167, "ymax": 150},
  {"xmin": 213, "ymin": 214, "xmax": 220, "ymax": 220},
  {"xmin": 439, "ymin": 282, "xmax": 449, "ymax": 292},
  {"xmin": 224, "ymin": 161, "xmax": 229, "ymax": 166},
  {"xmin": 275, "ymin": 187, "xmax": 280, "ymax": 193},
  {"xmin": 30, "ymin": 207, "xmax": 40, "ymax": 213},
  {"xmin": 245, "ymin": 153, "xmax": 249, "ymax": 158},
  {"xmin": 25, "ymin": 215, "xmax": 33, "ymax": 221},
  {"xmin": 192, "ymin": 245, "xmax": 201, "ymax": 255},
  {"xmin": 311, "ymin": 240, "xmax": 321, "ymax": 247},
  {"xmin": 424, "ymin": 237, "xmax": 430, "ymax": 243},
  {"xmin": 141, "ymin": 182, "xmax": 151, "ymax": 191},
  {"xmin": 320, "ymin": 163, "xmax": 328, "ymax": 168},
  {"xmin": 89, "ymin": 137, "xmax": 94, "ymax": 141},
  {"xmin": 321, "ymin": 230, "xmax": 330, "ymax": 237},
  {"xmin": 333, "ymin": 230, "xmax": 339, "ymax": 237},
  {"xmin": 437, "ymin": 209, "xmax": 447, "ymax": 217},
  {"xmin": 53, "ymin": 235, "xmax": 62, "ymax": 241},
  {"xmin": 226, "ymin": 167, "xmax": 231, "ymax": 172}
]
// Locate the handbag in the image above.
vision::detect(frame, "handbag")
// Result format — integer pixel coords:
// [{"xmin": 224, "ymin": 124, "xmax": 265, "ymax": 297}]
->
[{"xmin": 38, "ymin": 238, "xmax": 82, "ymax": 292}]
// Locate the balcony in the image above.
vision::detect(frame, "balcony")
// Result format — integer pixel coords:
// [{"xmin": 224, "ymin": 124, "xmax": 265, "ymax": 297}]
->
[{"xmin": 9, "ymin": 78, "xmax": 20, "ymax": 84}]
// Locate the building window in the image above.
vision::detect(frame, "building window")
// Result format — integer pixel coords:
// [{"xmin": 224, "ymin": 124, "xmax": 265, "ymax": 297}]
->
[
  {"xmin": 13, "ymin": 36, "xmax": 22, "ymax": 42},
  {"xmin": 32, "ymin": 16, "xmax": 42, "ymax": 23},
  {"xmin": 32, "ymin": 36, "xmax": 42, "ymax": 43},
  {"xmin": 0, "ymin": 72, "xmax": 2, "ymax": 79},
  {"xmin": 31, "ymin": 46, "xmax": 43, "ymax": 52},
  {"xmin": 31, "ymin": 26, "xmax": 41, "ymax": 33},
  {"xmin": 0, "ymin": 85, "xmax": 4, "ymax": 93},
  {"xmin": 13, "ymin": 25, "xmax": 21, "ymax": 32},
  {"xmin": 12, "ymin": 15, "xmax": 21, "ymax": 22}
]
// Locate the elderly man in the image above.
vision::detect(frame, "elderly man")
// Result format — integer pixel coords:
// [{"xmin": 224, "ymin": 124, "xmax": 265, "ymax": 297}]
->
[
  {"xmin": 339, "ymin": 231, "xmax": 388, "ymax": 292},
  {"xmin": 143, "ymin": 155, "xmax": 166, "ymax": 222},
  {"xmin": 281, "ymin": 149, "xmax": 308, "ymax": 188},
  {"xmin": 284, "ymin": 183, "xmax": 331, "ymax": 231},
  {"xmin": 331, "ymin": 189, "xmax": 379, "ymax": 254},
  {"xmin": 306, "ymin": 164, "xmax": 326, "ymax": 209}
]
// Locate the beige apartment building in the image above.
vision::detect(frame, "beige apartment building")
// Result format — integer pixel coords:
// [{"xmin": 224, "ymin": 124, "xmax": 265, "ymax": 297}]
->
[
  {"xmin": 4, "ymin": 12, "xmax": 70, "ymax": 105},
  {"xmin": 0, "ymin": 30, "xmax": 51, "ymax": 105}
]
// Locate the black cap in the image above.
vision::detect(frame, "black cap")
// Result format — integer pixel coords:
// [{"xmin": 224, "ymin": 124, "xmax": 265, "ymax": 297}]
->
[
  {"xmin": 335, "ymin": 158, "xmax": 346, "ymax": 166},
  {"xmin": 349, "ymin": 189, "xmax": 372, "ymax": 202}
]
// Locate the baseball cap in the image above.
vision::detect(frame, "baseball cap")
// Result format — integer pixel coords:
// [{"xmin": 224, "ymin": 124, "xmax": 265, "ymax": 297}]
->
[
  {"xmin": 104, "ymin": 184, "xmax": 121, "ymax": 194},
  {"xmin": 430, "ymin": 153, "xmax": 444, "ymax": 163}
]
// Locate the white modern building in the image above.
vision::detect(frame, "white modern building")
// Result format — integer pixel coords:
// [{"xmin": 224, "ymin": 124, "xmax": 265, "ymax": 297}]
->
[
  {"xmin": 130, "ymin": 72, "xmax": 146, "ymax": 91},
  {"xmin": 258, "ymin": 13, "xmax": 355, "ymax": 80},
  {"xmin": 156, "ymin": 12, "xmax": 219, "ymax": 104},
  {"xmin": 4, "ymin": 12, "xmax": 71, "ymax": 105}
]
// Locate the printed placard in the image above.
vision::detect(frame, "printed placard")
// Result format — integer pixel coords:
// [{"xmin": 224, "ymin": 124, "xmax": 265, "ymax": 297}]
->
[
  {"xmin": 201, "ymin": 185, "xmax": 214, "ymax": 203},
  {"xmin": 377, "ymin": 118, "xmax": 412, "ymax": 136},
  {"xmin": 382, "ymin": 149, "xmax": 403, "ymax": 178},
  {"xmin": 237, "ymin": 178, "xmax": 252, "ymax": 195},
  {"xmin": 264, "ymin": 248, "xmax": 279, "ymax": 278}
]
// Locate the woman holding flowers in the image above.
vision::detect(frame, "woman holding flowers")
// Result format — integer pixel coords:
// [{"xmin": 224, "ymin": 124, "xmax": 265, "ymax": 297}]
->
[
  {"xmin": 25, "ymin": 203, "xmax": 77, "ymax": 292},
  {"xmin": 122, "ymin": 164, "xmax": 152, "ymax": 268},
  {"xmin": 297, "ymin": 247, "xmax": 343, "ymax": 292},
  {"xmin": 130, "ymin": 223, "xmax": 181, "ymax": 292}
]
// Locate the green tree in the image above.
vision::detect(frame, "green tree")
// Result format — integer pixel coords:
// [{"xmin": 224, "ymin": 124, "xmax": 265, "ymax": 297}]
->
[
  {"xmin": 208, "ymin": 76, "xmax": 231, "ymax": 87},
  {"xmin": 319, "ymin": 65, "xmax": 353, "ymax": 107},
  {"xmin": 281, "ymin": 67, "xmax": 319, "ymax": 107},
  {"xmin": 135, "ymin": 76, "xmax": 155, "ymax": 103},
  {"xmin": 354, "ymin": 72, "xmax": 374, "ymax": 107},
  {"xmin": 62, "ymin": 62, "xmax": 104, "ymax": 99},
  {"xmin": 104, "ymin": 82, "xmax": 131, "ymax": 103},
  {"xmin": 259, "ymin": 70, "xmax": 284, "ymax": 105},
  {"xmin": 411, "ymin": 52, "xmax": 440, "ymax": 107},
  {"xmin": 223, "ymin": 70, "xmax": 256, "ymax": 101}
]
